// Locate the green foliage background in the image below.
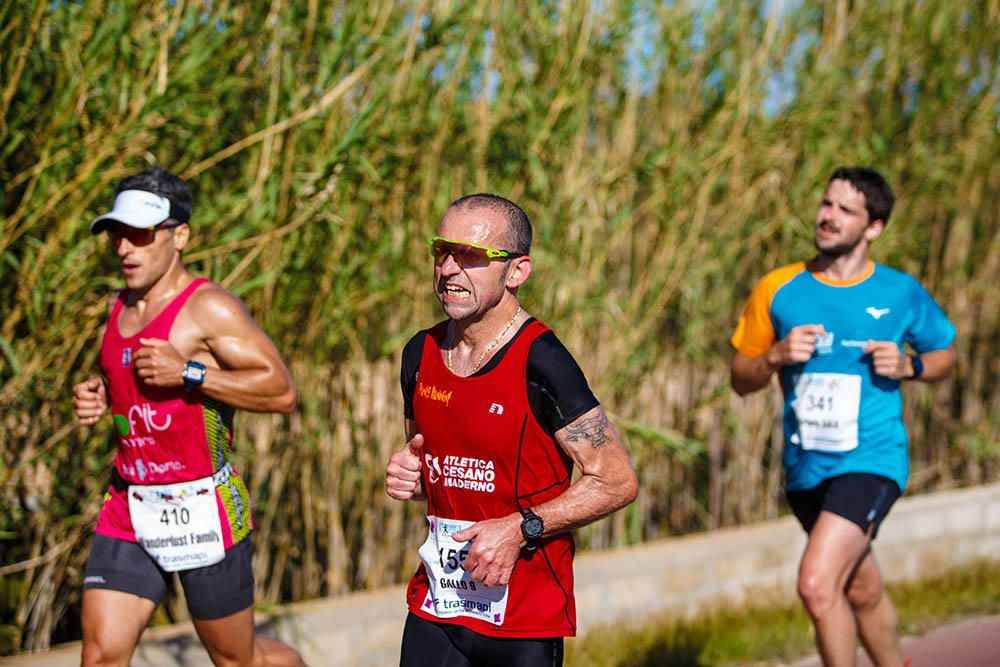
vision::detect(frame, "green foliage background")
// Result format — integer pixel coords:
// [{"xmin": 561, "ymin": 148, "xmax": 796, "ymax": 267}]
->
[{"xmin": 1, "ymin": 0, "xmax": 997, "ymax": 653}]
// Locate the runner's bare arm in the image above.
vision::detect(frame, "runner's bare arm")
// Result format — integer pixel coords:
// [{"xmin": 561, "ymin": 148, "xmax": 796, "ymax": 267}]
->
[
  {"xmin": 533, "ymin": 406, "xmax": 639, "ymax": 532},
  {"xmin": 133, "ymin": 287, "xmax": 296, "ymax": 413},
  {"xmin": 731, "ymin": 352, "xmax": 776, "ymax": 395},
  {"xmin": 911, "ymin": 345, "xmax": 957, "ymax": 381},
  {"xmin": 385, "ymin": 419, "xmax": 426, "ymax": 501},
  {"xmin": 71, "ymin": 292, "xmax": 122, "ymax": 425},
  {"xmin": 865, "ymin": 342, "xmax": 956, "ymax": 382},
  {"xmin": 454, "ymin": 406, "xmax": 638, "ymax": 586},
  {"xmin": 72, "ymin": 378, "xmax": 108, "ymax": 425},
  {"xmin": 731, "ymin": 324, "xmax": 826, "ymax": 395}
]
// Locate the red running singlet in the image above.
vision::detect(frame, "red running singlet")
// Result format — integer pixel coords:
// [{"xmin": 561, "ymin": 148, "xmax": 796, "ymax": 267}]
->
[
  {"xmin": 406, "ymin": 320, "xmax": 577, "ymax": 638},
  {"xmin": 95, "ymin": 278, "xmax": 253, "ymax": 549}
]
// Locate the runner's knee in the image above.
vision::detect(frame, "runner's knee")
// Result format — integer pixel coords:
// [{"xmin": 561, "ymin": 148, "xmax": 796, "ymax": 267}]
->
[
  {"xmin": 846, "ymin": 577, "xmax": 885, "ymax": 612},
  {"xmin": 195, "ymin": 623, "xmax": 256, "ymax": 667},
  {"xmin": 199, "ymin": 642, "xmax": 246, "ymax": 667},
  {"xmin": 255, "ymin": 637, "xmax": 306, "ymax": 667},
  {"xmin": 81, "ymin": 635, "xmax": 131, "ymax": 667},
  {"xmin": 797, "ymin": 571, "xmax": 838, "ymax": 620}
]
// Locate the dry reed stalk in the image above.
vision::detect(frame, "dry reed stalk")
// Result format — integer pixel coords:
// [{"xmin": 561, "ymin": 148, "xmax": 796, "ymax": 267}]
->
[{"xmin": 1, "ymin": 0, "xmax": 997, "ymax": 652}]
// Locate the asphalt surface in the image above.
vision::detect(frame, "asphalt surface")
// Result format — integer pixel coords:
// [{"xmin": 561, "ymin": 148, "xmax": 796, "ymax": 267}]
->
[{"xmin": 789, "ymin": 614, "xmax": 1000, "ymax": 667}]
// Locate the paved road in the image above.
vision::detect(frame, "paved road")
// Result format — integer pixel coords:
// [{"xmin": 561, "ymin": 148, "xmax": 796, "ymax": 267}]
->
[{"xmin": 789, "ymin": 615, "xmax": 1000, "ymax": 667}]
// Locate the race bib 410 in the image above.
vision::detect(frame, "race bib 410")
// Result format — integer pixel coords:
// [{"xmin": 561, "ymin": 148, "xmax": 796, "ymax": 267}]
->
[{"xmin": 127, "ymin": 476, "xmax": 226, "ymax": 572}]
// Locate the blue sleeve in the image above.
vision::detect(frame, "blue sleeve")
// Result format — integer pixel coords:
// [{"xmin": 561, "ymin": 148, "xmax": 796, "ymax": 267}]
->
[{"xmin": 904, "ymin": 279, "xmax": 956, "ymax": 353}]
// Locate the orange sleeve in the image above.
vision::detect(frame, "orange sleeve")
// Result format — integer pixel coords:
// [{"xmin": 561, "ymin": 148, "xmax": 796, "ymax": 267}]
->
[{"xmin": 730, "ymin": 262, "xmax": 805, "ymax": 358}]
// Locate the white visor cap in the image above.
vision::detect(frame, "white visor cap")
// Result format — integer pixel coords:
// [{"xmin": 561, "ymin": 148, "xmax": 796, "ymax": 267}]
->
[{"xmin": 90, "ymin": 189, "xmax": 176, "ymax": 234}]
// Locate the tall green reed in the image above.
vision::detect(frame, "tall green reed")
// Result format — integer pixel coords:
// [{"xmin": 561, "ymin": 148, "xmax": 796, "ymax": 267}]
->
[{"xmin": 1, "ymin": 0, "xmax": 997, "ymax": 652}]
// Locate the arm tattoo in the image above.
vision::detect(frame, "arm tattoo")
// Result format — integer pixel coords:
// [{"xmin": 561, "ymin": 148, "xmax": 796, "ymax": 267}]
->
[{"xmin": 563, "ymin": 411, "xmax": 612, "ymax": 449}]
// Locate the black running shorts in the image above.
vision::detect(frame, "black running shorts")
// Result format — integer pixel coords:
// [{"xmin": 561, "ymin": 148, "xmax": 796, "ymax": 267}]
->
[
  {"xmin": 399, "ymin": 612, "xmax": 564, "ymax": 667},
  {"xmin": 82, "ymin": 533, "xmax": 255, "ymax": 620},
  {"xmin": 786, "ymin": 472, "xmax": 901, "ymax": 539}
]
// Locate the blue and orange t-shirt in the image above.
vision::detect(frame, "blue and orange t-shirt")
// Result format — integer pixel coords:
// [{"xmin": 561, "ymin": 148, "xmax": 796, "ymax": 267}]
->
[{"xmin": 731, "ymin": 260, "xmax": 955, "ymax": 493}]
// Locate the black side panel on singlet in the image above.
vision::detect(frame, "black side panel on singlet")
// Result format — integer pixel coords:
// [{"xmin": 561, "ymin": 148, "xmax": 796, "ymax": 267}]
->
[{"xmin": 400, "ymin": 319, "xmax": 599, "ymax": 435}]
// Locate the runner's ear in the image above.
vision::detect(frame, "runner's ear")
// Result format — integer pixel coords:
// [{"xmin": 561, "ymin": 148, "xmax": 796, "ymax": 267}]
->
[
  {"xmin": 504, "ymin": 255, "xmax": 532, "ymax": 289},
  {"xmin": 863, "ymin": 219, "xmax": 884, "ymax": 243},
  {"xmin": 172, "ymin": 223, "xmax": 191, "ymax": 251}
]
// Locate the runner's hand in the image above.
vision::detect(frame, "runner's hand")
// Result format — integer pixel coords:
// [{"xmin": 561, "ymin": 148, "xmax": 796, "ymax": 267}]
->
[
  {"xmin": 72, "ymin": 377, "xmax": 108, "ymax": 426},
  {"xmin": 134, "ymin": 337, "xmax": 185, "ymax": 387},
  {"xmin": 386, "ymin": 433, "xmax": 424, "ymax": 500},
  {"xmin": 452, "ymin": 514, "xmax": 523, "ymax": 587},
  {"xmin": 864, "ymin": 340, "xmax": 911, "ymax": 379},
  {"xmin": 765, "ymin": 324, "xmax": 827, "ymax": 367}
]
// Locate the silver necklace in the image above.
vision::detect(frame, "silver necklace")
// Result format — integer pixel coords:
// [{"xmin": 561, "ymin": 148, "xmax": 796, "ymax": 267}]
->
[{"xmin": 447, "ymin": 307, "xmax": 522, "ymax": 373}]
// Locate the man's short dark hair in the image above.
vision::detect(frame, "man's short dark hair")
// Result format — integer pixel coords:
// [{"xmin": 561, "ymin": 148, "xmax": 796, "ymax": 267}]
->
[
  {"xmin": 449, "ymin": 193, "xmax": 532, "ymax": 255},
  {"xmin": 829, "ymin": 166, "xmax": 895, "ymax": 225},
  {"xmin": 114, "ymin": 167, "xmax": 194, "ymax": 223}
]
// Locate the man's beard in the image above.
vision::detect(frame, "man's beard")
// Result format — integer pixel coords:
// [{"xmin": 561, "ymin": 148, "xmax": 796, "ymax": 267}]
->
[
  {"xmin": 814, "ymin": 223, "xmax": 865, "ymax": 258},
  {"xmin": 814, "ymin": 237, "xmax": 861, "ymax": 257}
]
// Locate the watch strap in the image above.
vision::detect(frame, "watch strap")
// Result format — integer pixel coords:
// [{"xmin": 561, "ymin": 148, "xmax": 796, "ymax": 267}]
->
[
  {"xmin": 182, "ymin": 360, "xmax": 206, "ymax": 391},
  {"xmin": 519, "ymin": 507, "xmax": 543, "ymax": 551}
]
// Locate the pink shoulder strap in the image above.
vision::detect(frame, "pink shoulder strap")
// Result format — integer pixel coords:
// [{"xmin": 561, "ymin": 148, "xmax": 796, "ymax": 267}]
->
[
  {"xmin": 160, "ymin": 277, "xmax": 211, "ymax": 321},
  {"xmin": 142, "ymin": 277, "xmax": 212, "ymax": 338},
  {"xmin": 106, "ymin": 291, "xmax": 128, "ymax": 336}
]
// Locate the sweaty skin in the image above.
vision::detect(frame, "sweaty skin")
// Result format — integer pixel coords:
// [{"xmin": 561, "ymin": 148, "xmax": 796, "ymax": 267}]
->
[
  {"xmin": 731, "ymin": 179, "xmax": 956, "ymax": 395},
  {"xmin": 130, "ymin": 285, "xmax": 296, "ymax": 413},
  {"xmin": 451, "ymin": 406, "xmax": 636, "ymax": 587},
  {"xmin": 74, "ymin": 227, "xmax": 295, "ymax": 420},
  {"xmin": 72, "ymin": 207, "xmax": 302, "ymax": 667},
  {"xmin": 730, "ymin": 175, "xmax": 956, "ymax": 667},
  {"xmin": 386, "ymin": 203, "xmax": 638, "ymax": 589}
]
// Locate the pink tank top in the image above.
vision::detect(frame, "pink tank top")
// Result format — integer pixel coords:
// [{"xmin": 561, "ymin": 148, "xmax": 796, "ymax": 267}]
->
[{"xmin": 95, "ymin": 278, "xmax": 253, "ymax": 548}]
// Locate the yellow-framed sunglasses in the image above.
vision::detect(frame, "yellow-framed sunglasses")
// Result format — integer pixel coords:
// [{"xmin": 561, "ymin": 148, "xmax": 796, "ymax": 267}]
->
[{"xmin": 428, "ymin": 236, "xmax": 526, "ymax": 269}]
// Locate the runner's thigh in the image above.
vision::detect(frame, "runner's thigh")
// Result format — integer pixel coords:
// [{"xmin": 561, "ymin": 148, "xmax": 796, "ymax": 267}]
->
[
  {"xmin": 81, "ymin": 588, "xmax": 157, "ymax": 664},
  {"xmin": 83, "ymin": 533, "xmax": 170, "ymax": 602},
  {"xmin": 470, "ymin": 630, "xmax": 563, "ymax": 667},
  {"xmin": 820, "ymin": 473, "xmax": 900, "ymax": 538},
  {"xmin": 787, "ymin": 473, "xmax": 899, "ymax": 538},
  {"xmin": 178, "ymin": 537, "xmax": 255, "ymax": 620},
  {"xmin": 400, "ymin": 613, "xmax": 472, "ymax": 667},
  {"xmin": 399, "ymin": 613, "xmax": 563, "ymax": 667}
]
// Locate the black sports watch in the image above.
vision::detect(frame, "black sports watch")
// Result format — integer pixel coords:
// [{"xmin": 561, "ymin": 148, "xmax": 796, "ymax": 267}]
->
[
  {"xmin": 908, "ymin": 354, "xmax": 924, "ymax": 380},
  {"xmin": 519, "ymin": 507, "xmax": 544, "ymax": 551},
  {"xmin": 181, "ymin": 360, "xmax": 207, "ymax": 391}
]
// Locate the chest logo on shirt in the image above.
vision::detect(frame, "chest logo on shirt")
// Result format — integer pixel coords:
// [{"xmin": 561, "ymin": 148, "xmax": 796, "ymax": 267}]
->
[
  {"xmin": 425, "ymin": 454, "xmax": 442, "ymax": 484},
  {"xmin": 417, "ymin": 381, "xmax": 453, "ymax": 407},
  {"xmin": 488, "ymin": 403, "xmax": 504, "ymax": 415},
  {"xmin": 866, "ymin": 306, "xmax": 891, "ymax": 320},
  {"xmin": 815, "ymin": 332, "xmax": 834, "ymax": 356},
  {"xmin": 119, "ymin": 458, "xmax": 185, "ymax": 482},
  {"xmin": 113, "ymin": 403, "xmax": 172, "ymax": 448},
  {"xmin": 122, "ymin": 348, "xmax": 133, "ymax": 367},
  {"xmin": 425, "ymin": 455, "xmax": 497, "ymax": 494}
]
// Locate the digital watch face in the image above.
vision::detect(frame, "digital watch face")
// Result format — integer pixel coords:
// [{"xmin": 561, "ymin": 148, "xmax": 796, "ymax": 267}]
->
[
  {"xmin": 182, "ymin": 361, "xmax": 206, "ymax": 387},
  {"xmin": 523, "ymin": 515, "xmax": 543, "ymax": 539}
]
